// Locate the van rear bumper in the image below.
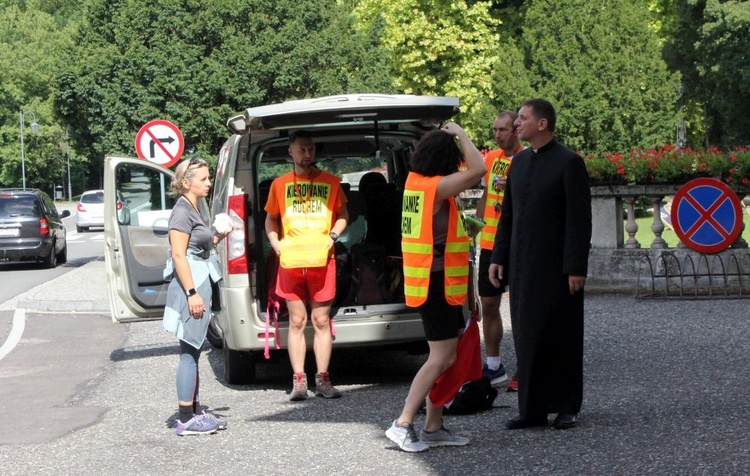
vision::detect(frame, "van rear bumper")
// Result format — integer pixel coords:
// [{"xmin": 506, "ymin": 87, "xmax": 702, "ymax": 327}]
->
[{"xmin": 218, "ymin": 287, "xmax": 426, "ymax": 352}]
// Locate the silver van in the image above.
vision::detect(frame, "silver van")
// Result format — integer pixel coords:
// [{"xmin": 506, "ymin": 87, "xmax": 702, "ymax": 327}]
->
[{"xmin": 104, "ymin": 94, "xmax": 460, "ymax": 384}]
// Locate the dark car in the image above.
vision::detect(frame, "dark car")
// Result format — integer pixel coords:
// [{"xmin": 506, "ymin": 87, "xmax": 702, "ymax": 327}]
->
[{"xmin": 0, "ymin": 188, "xmax": 70, "ymax": 267}]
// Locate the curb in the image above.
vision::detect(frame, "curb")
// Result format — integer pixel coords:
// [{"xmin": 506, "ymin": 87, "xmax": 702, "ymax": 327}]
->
[
  {"xmin": 16, "ymin": 299, "xmax": 110, "ymax": 313},
  {"xmin": 0, "ymin": 255, "xmax": 109, "ymax": 313}
]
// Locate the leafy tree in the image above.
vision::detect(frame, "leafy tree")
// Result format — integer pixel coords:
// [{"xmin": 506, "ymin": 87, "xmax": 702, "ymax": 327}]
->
[
  {"xmin": 0, "ymin": 2, "xmax": 82, "ymax": 193},
  {"xmin": 522, "ymin": 0, "xmax": 681, "ymax": 153},
  {"xmin": 354, "ymin": 0, "xmax": 503, "ymax": 139},
  {"xmin": 659, "ymin": 0, "xmax": 711, "ymax": 147},
  {"xmin": 472, "ymin": 38, "xmax": 535, "ymax": 148},
  {"xmin": 489, "ymin": 0, "xmax": 528, "ymax": 38},
  {"xmin": 55, "ymin": 0, "xmax": 394, "ymax": 186},
  {"xmin": 695, "ymin": 0, "xmax": 750, "ymax": 146}
]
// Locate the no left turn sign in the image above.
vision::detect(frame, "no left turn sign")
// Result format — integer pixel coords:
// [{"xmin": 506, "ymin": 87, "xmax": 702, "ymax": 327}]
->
[{"xmin": 135, "ymin": 119, "xmax": 184, "ymax": 168}]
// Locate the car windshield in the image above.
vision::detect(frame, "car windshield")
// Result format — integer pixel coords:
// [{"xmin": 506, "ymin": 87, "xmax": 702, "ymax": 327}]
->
[
  {"xmin": 0, "ymin": 197, "xmax": 39, "ymax": 217},
  {"xmin": 81, "ymin": 192, "xmax": 104, "ymax": 204}
]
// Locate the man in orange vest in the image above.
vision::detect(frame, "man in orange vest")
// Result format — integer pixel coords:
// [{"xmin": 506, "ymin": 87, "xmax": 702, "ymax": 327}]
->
[
  {"xmin": 474, "ymin": 111, "xmax": 524, "ymax": 390},
  {"xmin": 265, "ymin": 130, "xmax": 349, "ymax": 402}
]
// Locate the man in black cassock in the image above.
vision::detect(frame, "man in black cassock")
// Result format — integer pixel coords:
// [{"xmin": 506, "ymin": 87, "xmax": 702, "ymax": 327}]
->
[{"xmin": 489, "ymin": 98, "xmax": 591, "ymax": 430}]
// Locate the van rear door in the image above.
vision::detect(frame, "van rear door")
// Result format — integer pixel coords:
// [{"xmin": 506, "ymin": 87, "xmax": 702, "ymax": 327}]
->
[{"xmin": 104, "ymin": 156, "xmax": 175, "ymax": 323}]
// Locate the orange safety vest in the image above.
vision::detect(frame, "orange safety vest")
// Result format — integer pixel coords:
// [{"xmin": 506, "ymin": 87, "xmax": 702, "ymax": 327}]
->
[
  {"xmin": 271, "ymin": 170, "xmax": 342, "ymax": 268},
  {"xmin": 401, "ymin": 173, "xmax": 470, "ymax": 307},
  {"xmin": 478, "ymin": 146, "xmax": 523, "ymax": 250}
]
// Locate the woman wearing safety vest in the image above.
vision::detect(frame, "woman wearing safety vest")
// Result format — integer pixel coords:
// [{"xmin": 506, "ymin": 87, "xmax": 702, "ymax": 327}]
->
[{"xmin": 386, "ymin": 122, "xmax": 486, "ymax": 453}]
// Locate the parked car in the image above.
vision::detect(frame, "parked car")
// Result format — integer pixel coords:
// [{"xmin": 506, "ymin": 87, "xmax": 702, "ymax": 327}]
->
[
  {"xmin": 103, "ymin": 94, "xmax": 459, "ymax": 384},
  {"xmin": 0, "ymin": 188, "xmax": 70, "ymax": 267},
  {"xmin": 76, "ymin": 190, "xmax": 105, "ymax": 232}
]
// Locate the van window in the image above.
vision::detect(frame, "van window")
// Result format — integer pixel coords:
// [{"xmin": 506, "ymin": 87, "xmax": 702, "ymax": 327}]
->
[{"xmin": 114, "ymin": 162, "xmax": 176, "ymax": 227}]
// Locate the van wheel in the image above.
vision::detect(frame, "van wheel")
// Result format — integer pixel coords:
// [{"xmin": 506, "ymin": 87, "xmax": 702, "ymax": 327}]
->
[
  {"xmin": 206, "ymin": 321, "xmax": 223, "ymax": 349},
  {"xmin": 222, "ymin": 337, "xmax": 256, "ymax": 385}
]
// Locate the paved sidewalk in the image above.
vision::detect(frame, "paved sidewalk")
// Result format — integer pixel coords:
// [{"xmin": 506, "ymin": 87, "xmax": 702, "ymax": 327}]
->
[{"xmin": 0, "ymin": 256, "xmax": 109, "ymax": 312}]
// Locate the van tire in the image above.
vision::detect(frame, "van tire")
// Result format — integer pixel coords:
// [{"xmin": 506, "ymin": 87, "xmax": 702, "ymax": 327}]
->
[
  {"xmin": 222, "ymin": 337, "xmax": 256, "ymax": 385},
  {"xmin": 206, "ymin": 321, "xmax": 223, "ymax": 348}
]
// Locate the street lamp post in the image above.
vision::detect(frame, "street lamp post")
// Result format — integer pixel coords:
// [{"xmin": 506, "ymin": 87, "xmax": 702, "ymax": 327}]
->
[
  {"xmin": 66, "ymin": 128, "xmax": 72, "ymax": 201},
  {"xmin": 19, "ymin": 110, "xmax": 39, "ymax": 190}
]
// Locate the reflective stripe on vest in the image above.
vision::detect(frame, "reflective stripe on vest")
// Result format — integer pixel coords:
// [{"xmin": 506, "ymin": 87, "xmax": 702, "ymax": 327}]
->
[
  {"xmin": 401, "ymin": 173, "xmax": 469, "ymax": 307},
  {"xmin": 479, "ymin": 147, "xmax": 521, "ymax": 250}
]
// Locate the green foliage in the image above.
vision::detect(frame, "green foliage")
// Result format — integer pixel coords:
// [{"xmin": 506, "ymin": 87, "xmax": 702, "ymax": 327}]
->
[
  {"xmin": 0, "ymin": 3, "xmax": 80, "ymax": 192},
  {"xmin": 696, "ymin": 0, "xmax": 750, "ymax": 146},
  {"xmin": 661, "ymin": 0, "xmax": 750, "ymax": 148},
  {"xmin": 473, "ymin": 38, "xmax": 534, "ymax": 148},
  {"xmin": 54, "ymin": 0, "xmax": 394, "ymax": 176},
  {"xmin": 354, "ymin": 0, "xmax": 502, "ymax": 139},
  {"xmin": 522, "ymin": 0, "xmax": 681, "ymax": 153}
]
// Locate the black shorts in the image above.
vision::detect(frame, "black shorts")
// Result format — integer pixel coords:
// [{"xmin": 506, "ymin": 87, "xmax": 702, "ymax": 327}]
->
[
  {"xmin": 478, "ymin": 248, "xmax": 506, "ymax": 297},
  {"xmin": 418, "ymin": 270, "xmax": 465, "ymax": 341}
]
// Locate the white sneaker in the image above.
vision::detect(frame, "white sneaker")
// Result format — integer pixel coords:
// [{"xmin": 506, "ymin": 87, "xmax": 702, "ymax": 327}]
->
[
  {"xmin": 386, "ymin": 420, "xmax": 429, "ymax": 453},
  {"xmin": 419, "ymin": 425, "xmax": 470, "ymax": 447}
]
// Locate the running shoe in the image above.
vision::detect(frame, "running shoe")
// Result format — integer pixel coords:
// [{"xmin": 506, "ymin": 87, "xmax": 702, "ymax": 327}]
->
[
  {"xmin": 419, "ymin": 425, "xmax": 470, "ymax": 447},
  {"xmin": 386, "ymin": 420, "xmax": 429, "ymax": 453},
  {"xmin": 175, "ymin": 415, "xmax": 218, "ymax": 436}
]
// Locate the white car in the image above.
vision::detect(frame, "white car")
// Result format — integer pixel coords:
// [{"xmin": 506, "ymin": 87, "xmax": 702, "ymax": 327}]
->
[
  {"xmin": 77, "ymin": 190, "xmax": 130, "ymax": 232},
  {"xmin": 76, "ymin": 190, "xmax": 104, "ymax": 232},
  {"xmin": 104, "ymin": 94, "xmax": 459, "ymax": 384}
]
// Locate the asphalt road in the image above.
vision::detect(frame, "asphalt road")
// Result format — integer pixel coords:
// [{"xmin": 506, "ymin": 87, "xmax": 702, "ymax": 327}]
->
[
  {"xmin": 0, "ymin": 208, "xmax": 100, "ymax": 304},
  {"xmin": 1, "ymin": 294, "xmax": 748, "ymax": 475}
]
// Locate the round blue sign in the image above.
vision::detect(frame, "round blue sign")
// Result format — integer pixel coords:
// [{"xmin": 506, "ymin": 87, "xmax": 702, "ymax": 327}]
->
[{"xmin": 671, "ymin": 178, "xmax": 743, "ymax": 254}]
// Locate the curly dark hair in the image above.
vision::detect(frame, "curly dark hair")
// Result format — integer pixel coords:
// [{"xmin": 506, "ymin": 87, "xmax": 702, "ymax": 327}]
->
[{"xmin": 409, "ymin": 130, "xmax": 463, "ymax": 177}]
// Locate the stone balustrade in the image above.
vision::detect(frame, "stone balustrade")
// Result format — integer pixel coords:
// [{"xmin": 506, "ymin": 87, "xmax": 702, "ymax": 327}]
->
[{"xmin": 461, "ymin": 184, "xmax": 750, "ymax": 294}]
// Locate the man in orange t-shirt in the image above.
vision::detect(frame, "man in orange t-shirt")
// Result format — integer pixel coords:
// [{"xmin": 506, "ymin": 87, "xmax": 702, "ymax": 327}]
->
[
  {"xmin": 265, "ymin": 130, "xmax": 348, "ymax": 402},
  {"xmin": 474, "ymin": 111, "xmax": 524, "ymax": 390}
]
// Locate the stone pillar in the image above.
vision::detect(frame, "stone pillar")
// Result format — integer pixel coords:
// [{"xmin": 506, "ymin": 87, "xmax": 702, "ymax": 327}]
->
[
  {"xmin": 650, "ymin": 195, "xmax": 668, "ymax": 248},
  {"xmin": 623, "ymin": 195, "xmax": 640, "ymax": 249},
  {"xmin": 591, "ymin": 195, "xmax": 624, "ymax": 248}
]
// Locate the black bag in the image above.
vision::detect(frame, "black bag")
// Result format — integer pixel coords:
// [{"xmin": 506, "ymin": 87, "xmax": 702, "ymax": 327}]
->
[
  {"xmin": 333, "ymin": 242, "xmax": 354, "ymax": 306},
  {"xmin": 442, "ymin": 377, "xmax": 498, "ymax": 415}
]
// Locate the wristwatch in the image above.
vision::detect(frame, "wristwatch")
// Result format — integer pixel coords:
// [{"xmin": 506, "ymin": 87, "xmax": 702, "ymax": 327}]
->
[
  {"xmin": 329, "ymin": 232, "xmax": 338, "ymax": 242},
  {"xmin": 186, "ymin": 288, "xmax": 197, "ymax": 297}
]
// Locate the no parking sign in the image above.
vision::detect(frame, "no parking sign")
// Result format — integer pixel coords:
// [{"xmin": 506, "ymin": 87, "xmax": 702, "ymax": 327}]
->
[
  {"xmin": 135, "ymin": 120, "xmax": 184, "ymax": 168},
  {"xmin": 671, "ymin": 178, "xmax": 743, "ymax": 254}
]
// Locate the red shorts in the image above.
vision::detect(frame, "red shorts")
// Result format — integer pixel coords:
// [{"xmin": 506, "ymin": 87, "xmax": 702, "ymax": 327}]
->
[{"xmin": 275, "ymin": 258, "xmax": 336, "ymax": 303}]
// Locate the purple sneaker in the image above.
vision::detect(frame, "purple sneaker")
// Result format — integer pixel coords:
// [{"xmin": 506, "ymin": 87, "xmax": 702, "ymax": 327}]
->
[
  {"xmin": 196, "ymin": 410, "xmax": 227, "ymax": 430},
  {"xmin": 175, "ymin": 415, "xmax": 218, "ymax": 436}
]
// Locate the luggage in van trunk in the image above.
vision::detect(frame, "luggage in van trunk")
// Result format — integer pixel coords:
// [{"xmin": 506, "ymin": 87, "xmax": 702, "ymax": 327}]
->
[{"xmin": 350, "ymin": 242, "xmax": 387, "ymax": 305}]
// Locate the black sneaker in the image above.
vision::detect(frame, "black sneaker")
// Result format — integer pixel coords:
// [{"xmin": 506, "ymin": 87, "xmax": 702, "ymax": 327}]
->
[{"xmin": 482, "ymin": 363, "xmax": 509, "ymax": 386}]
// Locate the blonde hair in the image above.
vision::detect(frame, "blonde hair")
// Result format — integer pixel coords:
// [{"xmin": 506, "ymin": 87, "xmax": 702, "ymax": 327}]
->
[{"xmin": 169, "ymin": 158, "xmax": 208, "ymax": 197}]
